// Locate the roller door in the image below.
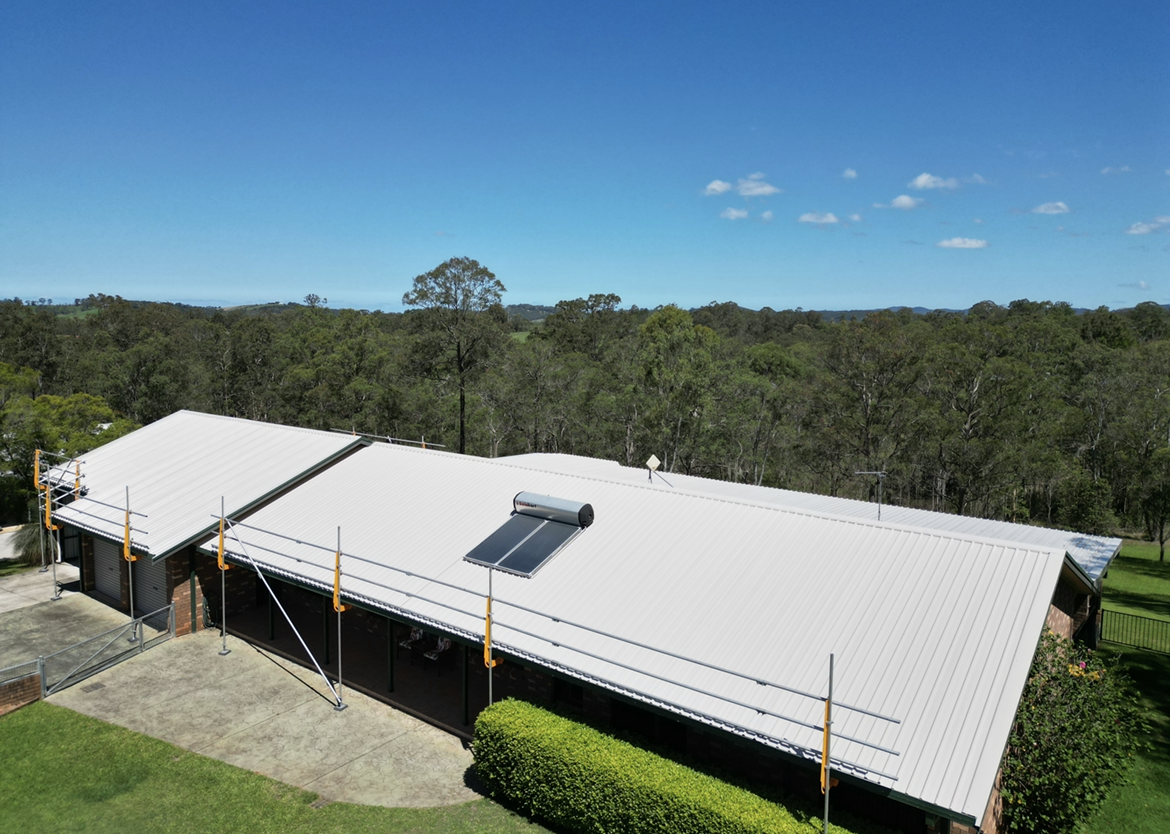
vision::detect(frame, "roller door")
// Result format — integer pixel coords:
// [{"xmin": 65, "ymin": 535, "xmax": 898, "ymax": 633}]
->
[
  {"xmin": 133, "ymin": 556, "xmax": 169, "ymax": 630},
  {"xmin": 93, "ymin": 538, "xmax": 122, "ymax": 601}
]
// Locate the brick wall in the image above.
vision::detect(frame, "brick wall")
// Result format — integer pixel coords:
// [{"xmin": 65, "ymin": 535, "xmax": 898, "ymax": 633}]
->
[
  {"xmin": 169, "ymin": 547, "xmax": 202, "ymax": 637},
  {"xmin": 194, "ymin": 551, "xmax": 257, "ymax": 621},
  {"xmin": 0, "ymin": 673, "xmax": 42, "ymax": 716},
  {"xmin": 118, "ymin": 553, "xmax": 130, "ymax": 611},
  {"xmin": 1046, "ymin": 578, "xmax": 1078, "ymax": 639},
  {"xmin": 80, "ymin": 534, "xmax": 95, "ymax": 592}
]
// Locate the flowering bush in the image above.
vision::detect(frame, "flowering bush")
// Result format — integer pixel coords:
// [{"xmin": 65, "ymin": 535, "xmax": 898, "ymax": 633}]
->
[{"xmin": 999, "ymin": 629, "xmax": 1147, "ymax": 833}]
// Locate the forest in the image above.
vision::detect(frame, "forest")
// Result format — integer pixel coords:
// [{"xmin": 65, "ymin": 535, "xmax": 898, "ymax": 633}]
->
[{"xmin": 2, "ymin": 258, "xmax": 1170, "ymax": 556}]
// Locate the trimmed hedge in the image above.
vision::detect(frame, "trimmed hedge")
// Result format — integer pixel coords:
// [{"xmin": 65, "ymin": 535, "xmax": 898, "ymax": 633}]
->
[{"xmin": 472, "ymin": 698, "xmax": 858, "ymax": 834}]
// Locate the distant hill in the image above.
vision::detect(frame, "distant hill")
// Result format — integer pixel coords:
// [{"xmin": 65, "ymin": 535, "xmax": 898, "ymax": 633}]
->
[
  {"xmin": 506, "ymin": 303, "xmax": 558, "ymax": 322},
  {"xmin": 813, "ymin": 306, "xmax": 935, "ymax": 322}
]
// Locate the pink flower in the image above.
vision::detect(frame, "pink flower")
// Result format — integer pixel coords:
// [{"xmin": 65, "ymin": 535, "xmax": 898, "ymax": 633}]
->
[{"xmin": 1078, "ymin": 661, "xmax": 1087, "ymax": 670}]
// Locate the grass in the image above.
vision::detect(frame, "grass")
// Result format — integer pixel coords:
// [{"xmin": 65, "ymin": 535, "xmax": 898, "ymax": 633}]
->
[
  {"xmin": 0, "ymin": 701, "xmax": 552, "ymax": 834},
  {"xmin": 1080, "ymin": 646, "xmax": 1170, "ymax": 834},
  {"xmin": 0, "ymin": 558, "xmax": 32, "ymax": 578},
  {"xmin": 1082, "ymin": 538, "xmax": 1170, "ymax": 833},
  {"xmin": 1100, "ymin": 539, "xmax": 1170, "ymax": 622}
]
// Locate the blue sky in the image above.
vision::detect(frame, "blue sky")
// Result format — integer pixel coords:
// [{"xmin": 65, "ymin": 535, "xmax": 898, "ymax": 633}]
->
[{"xmin": 2, "ymin": 1, "xmax": 1167, "ymax": 313}]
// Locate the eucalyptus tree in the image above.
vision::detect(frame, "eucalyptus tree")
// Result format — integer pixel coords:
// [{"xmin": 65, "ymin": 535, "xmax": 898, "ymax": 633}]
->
[
  {"xmin": 635, "ymin": 305, "xmax": 720, "ymax": 474},
  {"xmin": 807, "ymin": 311, "xmax": 927, "ymax": 498},
  {"xmin": 402, "ymin": 257, "xmax": 508, "ymax": 454}
]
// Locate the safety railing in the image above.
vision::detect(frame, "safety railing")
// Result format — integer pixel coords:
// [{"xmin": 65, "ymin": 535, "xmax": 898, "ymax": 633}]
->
[{"xmin": 1101, "ymin": 609, "xmax": 1170, "ymax": 654}]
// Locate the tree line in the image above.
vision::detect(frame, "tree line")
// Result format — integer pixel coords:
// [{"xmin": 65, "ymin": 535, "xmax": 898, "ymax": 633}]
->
[{"xmin": 2, "ymin": 259, "xmax": 1169, "ymax": 558}]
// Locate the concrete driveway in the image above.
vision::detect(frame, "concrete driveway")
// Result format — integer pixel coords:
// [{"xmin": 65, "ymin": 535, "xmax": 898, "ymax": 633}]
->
[
  {"xmin": 0, "ymin": 530, "xmax": 81, "ymax": 615},
  {"xmin": 48, "ymin": 628, "xmax": 482, "ymax": 808}
]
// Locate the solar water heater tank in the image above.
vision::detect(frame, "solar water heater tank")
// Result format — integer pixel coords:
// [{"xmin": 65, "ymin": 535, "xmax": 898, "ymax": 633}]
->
[{"xmin": 513, "ymin": 491, "xmax": 595, "ymax": 528}]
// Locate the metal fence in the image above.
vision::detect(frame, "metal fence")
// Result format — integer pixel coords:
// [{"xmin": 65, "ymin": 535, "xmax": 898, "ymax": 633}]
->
[
  {"xmin": 1100, "ymin": 609, "xmax": 1170, "ymax": 654},
  {"xmin": 41, "ymin": 603, "xmax": 175, "ymax": 696},
  {"xmin": 0, "ymin": 658, "xmax": 41, "ymax": 687}
]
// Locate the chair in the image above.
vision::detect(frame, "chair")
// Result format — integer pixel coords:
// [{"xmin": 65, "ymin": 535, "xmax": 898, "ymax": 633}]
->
[
  {"xmin": 423, "ymin": 637, "xmax": 454, "ymax": 675},
  {"xmin": 397, "ymin": 626, "xmax": 425, "ymax": 659}
]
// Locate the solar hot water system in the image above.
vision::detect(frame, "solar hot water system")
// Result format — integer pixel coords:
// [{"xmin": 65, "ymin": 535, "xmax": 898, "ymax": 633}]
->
[{"xmin": 464, "ymin": 491, "xmax": 594, "ymax": 704}]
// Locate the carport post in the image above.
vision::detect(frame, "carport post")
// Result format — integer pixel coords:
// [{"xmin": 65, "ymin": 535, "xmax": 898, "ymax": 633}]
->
[
  {"xmin": 126, "ymin": 488, "xmax": 138, "ymax": 643},
  {"xmin": 38, "ymin": 500, "xmax": 48, "ymax": 573},
  {"xmin": 217, "ymin": 498, "xmax": 229, "ymax": 656},
  {"xmin": 50, "ymin": 525, "xmax": 62, "ymax": 601},
  {"xmin": 322, "ymin": 598, "xmax": 329, "ymax": 665},
  {"xmin": 488, "ymin": 567, "xmax": 494, "ymax": 705},
  {"xmin": 333, "ymin": 528, "xmax": 346, "ymax": 712},
  {"xmin": 386, "ymin": 617, "xmax": 395, "ymax": 692},
  {"xmin": 461, "ymin": 643, "xmax": 469, "ymax": 725}
]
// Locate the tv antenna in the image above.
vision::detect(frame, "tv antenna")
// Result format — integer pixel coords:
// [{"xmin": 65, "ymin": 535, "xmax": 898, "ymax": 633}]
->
[
  {"xmin": 855, "ymin": 471, "xmax": 886, "ymax": 521},
  {"xmin": 645, "ymin": 455, "xmax": 673, "ymax": 487}
]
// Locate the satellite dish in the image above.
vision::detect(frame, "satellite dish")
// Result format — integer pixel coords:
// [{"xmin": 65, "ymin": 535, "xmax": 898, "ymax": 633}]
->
[{"xmin": 646, "ymin": 454, "xmax": 661, "ymax": 471}]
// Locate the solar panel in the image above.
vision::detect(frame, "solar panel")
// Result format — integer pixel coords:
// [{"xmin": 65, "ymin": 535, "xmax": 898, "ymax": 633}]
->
[{"xmin": 464, "ymin": 492, "xmax": 592, "ymax": 577}]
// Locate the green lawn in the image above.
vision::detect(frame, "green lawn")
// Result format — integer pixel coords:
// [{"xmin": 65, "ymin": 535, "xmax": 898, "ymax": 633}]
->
[
  {"xmin": 1080, "ymin": 646, "xmax": 1170, "ymax": 834},
  {"xmin": 0, "ymin": 559, "xmax": 32, "ymax": 578},
  {"xmin": 1100, "ymin": 539, "xmax": 1170, "ymax": 621},
  {"xmin": 1083, "ymin": 539, "xmax": 1170, "ymax": 834},
  {"xmin": 0, "ymin": 702, "xmax": 552, "ymax": 834}
]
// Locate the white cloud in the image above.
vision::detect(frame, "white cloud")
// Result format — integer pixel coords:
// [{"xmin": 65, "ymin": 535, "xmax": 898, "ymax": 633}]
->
[
  {"xmin": 849, "ymin": 213, "xmax": 862, "ymax": 222},
  {"xmin": 1119, "ymin": 281, "xmax": 1151, "ymax": 290},
  {"xmin": 760, "ymin": 210, "xmax": 774, "ymax": 222},
  {"xmin": 842, "ymin": 168, "xmax": 857, "ymax": 179},
  {"xmin": 1038, "ymin": 171, "xmax": 1061, "ymax": 179},
  {"xmin": 798, "ymin": 212, "xmax": 839, "ymax": 224},
  {"xmin": 704, "ymin": 180, "xmax": 732, "ymax": 195},
  {"xmin": 1101, "ymin": 165, "xmax": 1132, "ymax": 175},
  {"xmin": 1032, "ymin": 201, "xmax": 1070, "ymax": 215},
  {"xmin": 967, "ymin": 173, "xmax": 988, "ymax": 185},
  {"xmin": 1124, "ymin": 216, "xmax": 1170, "ymax": 235},
  {"xmin": 720, "ymin": 207, "xmax": 749, "ymax": 220},
  {"xmin": 908, "ymin": 172, "xmax": 959, "ymax": 190},
  {"xmin": 937, "ymin": 237, "xmax": 989, "ymax": 249},
  {"xmin": 890, "ymin": 194, "xmax": 923, "ymax": 210},
  {"xmin": 736, "ymin": 172, "xmax": 782, "ymax": 197},
  {"xmin": 973, "ymin": 218, "xmax": 984, "ymax": 225}
]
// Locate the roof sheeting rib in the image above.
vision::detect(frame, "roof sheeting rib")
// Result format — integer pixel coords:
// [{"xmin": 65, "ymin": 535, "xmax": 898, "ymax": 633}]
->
[
  {"xmin": 204, "ymin": 442, "xmax": 1068, "ymax": 824},
  {"xmin": 47, "ymin": 411, "xmax": 365, "ymax": 560}
]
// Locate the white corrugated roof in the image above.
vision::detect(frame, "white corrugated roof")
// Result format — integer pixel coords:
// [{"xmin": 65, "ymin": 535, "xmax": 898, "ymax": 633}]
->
[
  {"xmin": 503, "ymin": 453, "xmax": 1119, "ymax": 585},
  {"xmin": 47, "ymin": 411, "xmax": 364, "ymax": 559},
  {"xmin": 206, "ymin": 442, "xmax": 1068, "ymax": 824}
]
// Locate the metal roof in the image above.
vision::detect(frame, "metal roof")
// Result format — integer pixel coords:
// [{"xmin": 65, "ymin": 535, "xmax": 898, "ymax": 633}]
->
[
  {"xmin": 503, "ymin": 453, "xmax": 1120, "ymax": 586},
  {"xmin": 205, "ymin": 442, "xmax": 1069, "ymax": 824},
  {"xmin": 47, "ymin": 411, "xmax": 365, "ymax": 560}
]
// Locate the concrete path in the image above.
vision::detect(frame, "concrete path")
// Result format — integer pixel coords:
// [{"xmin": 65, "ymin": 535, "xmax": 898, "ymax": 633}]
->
[
  {"xmin": 0, "ymin": 590, "xmax": 132, "ymax": 670},
  {"xmin": 0, "ymin": 532, "xmax": 80, "ymax": 614},
  {"xmin": 48, "ymin": 628, "xmax": 482, "ymax": 808}
]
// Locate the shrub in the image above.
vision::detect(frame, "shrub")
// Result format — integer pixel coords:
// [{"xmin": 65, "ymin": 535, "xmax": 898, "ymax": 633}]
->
[
  {"xmin": 1000, "ymin": 629, "xmax": 1148, "ymax": 833},
  {"xmin": 10, "ymin": 521, "xmax": 53, "ymax": 567},
  {"xmin": 473, "ymin": 698, "xmax": 859, "ymax": 834}
]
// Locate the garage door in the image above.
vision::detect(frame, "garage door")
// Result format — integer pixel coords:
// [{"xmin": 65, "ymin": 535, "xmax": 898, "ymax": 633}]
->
[
  {"xmin": 133, "ymin": 556, "xmax": 169, "ymax": 630},
  {"xmin": 93, "ymin": 538, "xmax": 122, "ymax": 601}
]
